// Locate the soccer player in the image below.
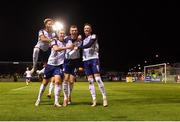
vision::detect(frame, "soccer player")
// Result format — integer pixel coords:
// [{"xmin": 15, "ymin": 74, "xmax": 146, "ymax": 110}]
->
[
  {"xmin": 24, "ymin": 67, "xmax": 32, "ymax": 86},
  {"xmin": 35, "ymin": 29, "xmax": 73, "ymax": 107},
  {"xmin": 63, "ymin": 25, "xmax": 82, "ymax": 106},
  {"xmin": 31, "ymin": 18, "xmax": 56, "ymax": 73},
  {"xmin": 75, "ymin": 23, "xmax": 108, "ymax": 107}
]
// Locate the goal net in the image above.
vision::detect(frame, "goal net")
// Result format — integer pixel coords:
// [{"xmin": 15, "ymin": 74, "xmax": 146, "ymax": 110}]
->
[{"xmin": 144, "ymin": 63, "xmax": 167, "ymax": 83}]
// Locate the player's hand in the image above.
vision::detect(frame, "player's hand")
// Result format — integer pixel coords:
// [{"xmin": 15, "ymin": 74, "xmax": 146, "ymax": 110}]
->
[
  {"xmin": 74, "ymin": 46, "xmax": 78, "ymax": 50},
  {"xmin": 48, "ymin": 39, "xmax": 53, "ymax": 43},
  {"xmin": 67, "ymin": 44, "xmax": 74, "ymax": 49},
  {"xmin": 77, "ymin": 35, "xmax": 82, "ymax": 41}
]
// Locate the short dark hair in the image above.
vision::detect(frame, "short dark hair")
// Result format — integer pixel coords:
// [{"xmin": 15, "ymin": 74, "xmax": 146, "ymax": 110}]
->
[
  {"xmin": 84, "ymin": 23, "xmax": 92, "ymax": 28},
  {"xmin": 70, "ymin": 25, "xmax": 78, "ymax": 29}
]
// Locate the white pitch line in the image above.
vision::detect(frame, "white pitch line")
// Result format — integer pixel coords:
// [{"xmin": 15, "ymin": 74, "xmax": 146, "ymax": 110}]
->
[{"xmin": 12, "ymin": 86, "xmax": 28, "ymax": 91}]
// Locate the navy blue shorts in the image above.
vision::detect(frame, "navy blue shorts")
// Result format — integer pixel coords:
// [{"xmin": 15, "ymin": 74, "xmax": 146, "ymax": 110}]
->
[
  {"xmin": 26, "ymin": 77, "xmax": 31, "ymax": 80},
  {"xmin": 63, "ymin": 59, "xmax": 81, "ymax": 76},
  {"xmin": 83, "ymin": 59, "xmax": 100, "ymax": 76},
  {"xmin": 44, "ymin": 64, "xmax": 63, "ymax": 79}
]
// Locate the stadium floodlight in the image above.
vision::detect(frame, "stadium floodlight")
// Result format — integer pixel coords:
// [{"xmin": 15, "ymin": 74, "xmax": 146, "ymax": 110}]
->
[
  {"xmin": 155, "ymin": 54, "xmax": 159, "ymax": 58},
  {"xmin": 52, "ymin": 21, "xmax": 64, "ymax": 32}
]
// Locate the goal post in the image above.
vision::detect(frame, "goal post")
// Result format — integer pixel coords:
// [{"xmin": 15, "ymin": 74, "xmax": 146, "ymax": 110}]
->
[{"xmin": 144, "ymin": 63, "xmax": 167, "ymax": 83}]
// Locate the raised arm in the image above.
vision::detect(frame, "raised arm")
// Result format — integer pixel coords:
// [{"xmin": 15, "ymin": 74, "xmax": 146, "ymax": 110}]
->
[
  {"xmin": 52, "ymin": 44, "xmax": 74, "ymax": 52},
  {"xmin": 78, "ymin": 34, "xmax": 97, "ymax": 49}
]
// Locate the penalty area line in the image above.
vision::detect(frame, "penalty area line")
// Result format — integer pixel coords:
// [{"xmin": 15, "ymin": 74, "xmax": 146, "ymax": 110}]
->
[{"xmin": 12, "ymin": 86, "xmax": 28, "ymax": 91}]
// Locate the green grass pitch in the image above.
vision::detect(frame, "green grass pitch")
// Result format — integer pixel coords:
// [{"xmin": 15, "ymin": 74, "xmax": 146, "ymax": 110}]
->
[{"xmin": 1, "ymin": 81, "xmax": 180, "ymax": 121}]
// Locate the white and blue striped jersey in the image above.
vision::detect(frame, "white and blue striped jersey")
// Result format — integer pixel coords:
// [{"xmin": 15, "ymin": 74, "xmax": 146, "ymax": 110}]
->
[
  {"xmin": 65, "ymin": 36, "xmax": 82, "ymax": 60},
  {"xmin": 47, "ymin": 40, "xmax": 65, "ymax": 66},
  {"xmin": 35, "ymin": 29, "xmax": 56, "ymax": 51},
  {"xmin": 82, "ymin": 34, "xmax": 99, "ymax": 61}
]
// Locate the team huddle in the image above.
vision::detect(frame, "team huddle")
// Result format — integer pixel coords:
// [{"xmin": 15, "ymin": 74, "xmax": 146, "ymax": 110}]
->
[{"xmin": 31, "ymin": 18, "xmax": 108, "ymax": 107}]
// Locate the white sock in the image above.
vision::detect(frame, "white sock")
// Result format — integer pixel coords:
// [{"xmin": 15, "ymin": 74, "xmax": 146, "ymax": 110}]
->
[
  {"xmin": 63, "ymin": 81, "xmax": 69, "ymax": 100},
  {"xmin": 95, "ymin": 76, "xmax": 107, "ymax": 99},
  {"xmin": 88, "ymin": 78, "xmax": 96, "ymax": 100},
  {"xmin": 37, "ymin": 84, "xmax": 46, "ymax": 101},
  {"xmin": 48, "ymin": 81, "xmax": 54, "ymax": 95},
  {"xmin": 68, "ymin": 82, "xmax": 74, "ymax": 98},
  {"xmin": 39, "ymin": 68, "xmax": 45, "ymax": 75},
  {"xmin": 54, "ymin": 84, "xmax": 62, "ymax": 104},
  {"xmin": 32, "ymin": 48, "xmax": 40, "ymax": 68}
]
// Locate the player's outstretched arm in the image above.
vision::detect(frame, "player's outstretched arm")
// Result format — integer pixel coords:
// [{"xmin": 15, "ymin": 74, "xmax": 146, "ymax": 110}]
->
[
  {"xmin": 53, "ymin": 45, "xmax": 74, "ymax": 51},
  {"xmin": 77, "ymin": 39, "xmax": 95, "ymax": 49},
  {"xmin": 39, "ymin": 35, "xmax": 53, "ymax": 43}
]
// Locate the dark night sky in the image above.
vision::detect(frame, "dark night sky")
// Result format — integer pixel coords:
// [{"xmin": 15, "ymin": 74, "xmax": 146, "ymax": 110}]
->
[{"xmin": 0, "ymin": 0, "xmax": 179, "ymax": 71}]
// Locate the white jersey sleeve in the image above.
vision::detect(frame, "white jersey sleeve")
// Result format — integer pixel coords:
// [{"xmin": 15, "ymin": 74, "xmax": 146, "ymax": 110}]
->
[
  {"xmin": 38, "ymin": 30, "xmax": 44, "ymax": 36},
  {"xmin": 47, "ymin": 40, "xmax": 65, "ymax": 66},
  {"xmin": 65, "ymin": 40, "xmax": 73, "ymax": 59},
  {"xmin": 50, "ymin": 40, "xmax": 57, "ymax": 47},
  {"xmin": 35, "ymin": 29, "xmax": 56, "ymax": 51},
  {"xmin": 82, "ymin": 34, "xmax": 99, "ymax": 61},
  {"xmin": 66, "ymin": 40, "xmax": 82, "ymax": 59}
]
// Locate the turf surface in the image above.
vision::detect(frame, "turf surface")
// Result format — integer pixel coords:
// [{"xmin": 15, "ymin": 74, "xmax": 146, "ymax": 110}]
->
[{"xmin": 1, "ymin": 81, "xmax": 180, "ymax": 121}]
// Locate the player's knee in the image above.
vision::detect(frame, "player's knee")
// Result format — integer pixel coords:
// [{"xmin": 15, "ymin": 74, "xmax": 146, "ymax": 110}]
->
[
  {"xmin": 69, "ymin": 75, "xmax": 75, "ymax": 83},
  {"xmin": 69, "ymin": 80, "xmax": 74, "ymax": 85},
  {"xmin": 64, "ymin": 77, "xmax": 69, "ymax": 81},
  {"xmin": 34, "ymin": 47, "xmax": 40, "ymax": 53},
  {"xmin": 95, "ymin": 76, "xmax": 103, "ymax": 82},
  {"xmin": 54, "ymin": 77, "xmax": 62, "ymax": 84},
  {"xmin": 64, "ymin": 73, "xmax": 69, "ymax": 81},
  {"xmin": 43, "ymin": 80, "xmax": 49, "ymax": 86},
  {"xmin": 88, "ymin": 77, "xmax": 94, "ymax": 84},
  {"xmin": 94, "ymin": 73, "xmax": 101, "ymax": 77},
  {"xmin": 55, "ymin": 80, "xmax": 62, "ymax": 85}
]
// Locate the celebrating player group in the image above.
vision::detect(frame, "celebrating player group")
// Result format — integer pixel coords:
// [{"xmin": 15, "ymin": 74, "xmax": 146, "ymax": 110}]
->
[{"xmin": 32, "ymin": 18, "xmax": 108, "ymax": 107}]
